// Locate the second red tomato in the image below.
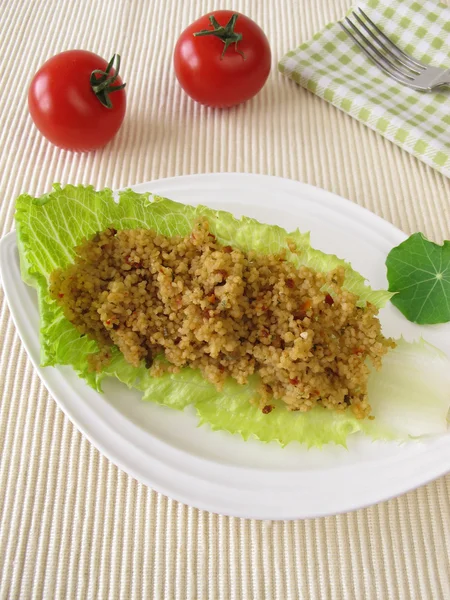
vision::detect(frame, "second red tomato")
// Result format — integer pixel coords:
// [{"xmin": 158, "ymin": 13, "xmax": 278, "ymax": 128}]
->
[{"xmin": 174, "ymin": 11, "xmax": 271, "ymax": 108}]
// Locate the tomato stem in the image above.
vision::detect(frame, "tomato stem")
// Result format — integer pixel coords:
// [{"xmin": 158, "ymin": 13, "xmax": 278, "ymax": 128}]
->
[
  {"xmin": 193, "ymin": 14, "xmax": 246, "ymax": 60},
  {"xmin": 90, "ymin": 54, "xmax": 126, "ymax": 109}
]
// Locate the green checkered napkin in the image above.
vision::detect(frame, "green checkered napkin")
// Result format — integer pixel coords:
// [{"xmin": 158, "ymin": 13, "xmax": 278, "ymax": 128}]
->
[{"xmin": 279, "ymin": 0, "xmax": 450, "ymax": 177}]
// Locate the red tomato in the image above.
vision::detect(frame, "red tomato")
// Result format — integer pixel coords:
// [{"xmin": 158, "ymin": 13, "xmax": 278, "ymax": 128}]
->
[
  {"xmin": 28, "ymin": 50, "xmax": 126, "ymax": 152},
  {"xmin": 174, "ymin": 10, "xmax": 271, "ymax": 108}
]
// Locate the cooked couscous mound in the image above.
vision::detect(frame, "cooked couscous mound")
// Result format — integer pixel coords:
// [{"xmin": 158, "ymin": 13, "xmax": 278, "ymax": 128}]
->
[{"xmin": 50, "ymin": 220, "xmax": 395, "ymax": 418}]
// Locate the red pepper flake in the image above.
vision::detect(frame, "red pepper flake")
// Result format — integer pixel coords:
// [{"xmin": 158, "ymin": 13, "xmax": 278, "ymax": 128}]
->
[
  {"xmin": 289, "ymin": 377, "xmax": 299, "ymax": 385},
  {"xmin": 293, "ymin": 311, "xmax": 306, "ymax": 321},
  {"xmin": 352, "ymin": 346, "xmax": 365, "ymax": 355},
  {"xmin": 325, "ymin": 294, "xmax": 334, "ymax": 305},
  {"xmin": 218, "ymin": 365, "xmax": 225, "ymax": 373},
  {"xmin": 301, "ymin": 299, "xmax": 312, "ymax": 311},
  {"xmin": 223, "ymin": 245, "xmax": 233, "ymax": 253},
  {"xmin": 262, "ymin": 405, "xmax": 274, "ymax": 414},
  {"xmin": 207, "ymin": 294, "xmax": 216, "ymax": 303},
  {"xmin": 106, "ymin": 319, "xmax": 111, "ymax": 325},
  {"xmin": 58, "ymin": 293, "xmax": 64, "ymax": 298},
  {"xmin": 215, "ymin": 269, "xmax": 228, "ymax": 279},
  {"xmin": 208, "ymin": 233, "xmax": 217, "ymax": 241},
  {"xmin": 286, "ymin": 278, "xmax": 295, "ymax": 289}
]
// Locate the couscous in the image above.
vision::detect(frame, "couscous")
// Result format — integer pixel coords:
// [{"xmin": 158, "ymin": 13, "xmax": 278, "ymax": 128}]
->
[{"xmin": 50, "ymin": 219, "xmax": 395, "ymax": 418}]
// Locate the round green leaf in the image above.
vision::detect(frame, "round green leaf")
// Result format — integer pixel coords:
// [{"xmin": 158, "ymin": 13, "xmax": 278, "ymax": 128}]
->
[{"xmin": 386, "ymin": 233, "xmax": 450, "ymax": 324}]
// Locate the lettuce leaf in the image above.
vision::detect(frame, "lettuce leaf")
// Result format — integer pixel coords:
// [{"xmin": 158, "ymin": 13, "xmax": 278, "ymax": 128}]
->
[
  {"xmin": 15, "ymin": 184, "xmax": 449, "ymax": 447},
  {"xmin": 363, "ymin": 338, "xmax": 450, "ymax": 439}
]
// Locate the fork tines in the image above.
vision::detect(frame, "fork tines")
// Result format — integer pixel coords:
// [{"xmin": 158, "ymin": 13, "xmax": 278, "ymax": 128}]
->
[{"xmin": 339, "ymin": 8, "xmax": 428, "ymax": 86}]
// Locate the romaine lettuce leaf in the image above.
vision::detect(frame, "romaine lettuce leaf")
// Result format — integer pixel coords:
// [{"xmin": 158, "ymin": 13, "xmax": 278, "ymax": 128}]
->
[
  {"xmin": 363, "ymin": 338, "xmax": 450, "ymax": 439},
  {"xmin": 15, "ymin": 184, "xmax": 449, "ymax": 447}
]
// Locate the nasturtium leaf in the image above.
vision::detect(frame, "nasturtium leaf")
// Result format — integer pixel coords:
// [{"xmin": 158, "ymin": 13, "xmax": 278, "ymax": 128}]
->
[{"xmin": 386, "ymin": 233, "xmax": 450, "ymax": 325}]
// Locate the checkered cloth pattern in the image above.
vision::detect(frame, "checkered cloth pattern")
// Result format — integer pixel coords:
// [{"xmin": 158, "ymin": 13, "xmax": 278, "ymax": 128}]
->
[{"xmin": 279, "ymin": 0, "xmax": 450, "ymax": 178}]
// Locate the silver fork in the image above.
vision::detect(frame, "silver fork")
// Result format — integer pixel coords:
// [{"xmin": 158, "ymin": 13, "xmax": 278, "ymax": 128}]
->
[{"xmin": 339, "ymin": 8, "xmax": 450, "ymax": 92}]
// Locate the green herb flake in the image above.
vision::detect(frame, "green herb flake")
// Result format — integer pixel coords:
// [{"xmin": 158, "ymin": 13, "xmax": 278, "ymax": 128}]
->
[{"xmin": 386, "ymin": 233, "xmax": 450, "ymax": 324}]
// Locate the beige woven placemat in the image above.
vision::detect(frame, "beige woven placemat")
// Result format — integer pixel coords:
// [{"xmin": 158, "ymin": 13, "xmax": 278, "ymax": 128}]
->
[{"xmin": 1, "ymin": 1, "xmax": 449, "ymax": 598}]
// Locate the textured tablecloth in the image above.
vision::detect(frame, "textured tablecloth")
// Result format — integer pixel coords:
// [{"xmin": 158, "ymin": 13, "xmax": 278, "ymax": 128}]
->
[{"xmin": 1, "ymin": 1, "xmax": 449, "ymax": 598}]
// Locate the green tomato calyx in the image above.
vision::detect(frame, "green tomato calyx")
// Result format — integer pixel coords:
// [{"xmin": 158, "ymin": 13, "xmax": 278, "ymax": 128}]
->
[
  {"xmin": 194, "ymin": 14, "xmax": 246, "ymax": 60},
  {"xmin": 90, "ymin": 54, "xmax": 126, "ymax": 109}
]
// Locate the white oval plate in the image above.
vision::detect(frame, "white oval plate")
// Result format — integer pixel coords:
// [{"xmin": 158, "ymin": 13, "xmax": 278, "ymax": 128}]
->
[{"xmin": 1, "ymin": 173, "xmax": 449, "ymax": 520}]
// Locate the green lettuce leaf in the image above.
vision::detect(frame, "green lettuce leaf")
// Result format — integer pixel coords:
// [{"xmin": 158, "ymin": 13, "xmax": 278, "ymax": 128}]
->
[
  {"xmin": 196, "ymin": 396, "xmax": 360, "ymax": 448},
  {"xmin": 16, "ymin": 184, "xmax": 447, "ymax": 449}
]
